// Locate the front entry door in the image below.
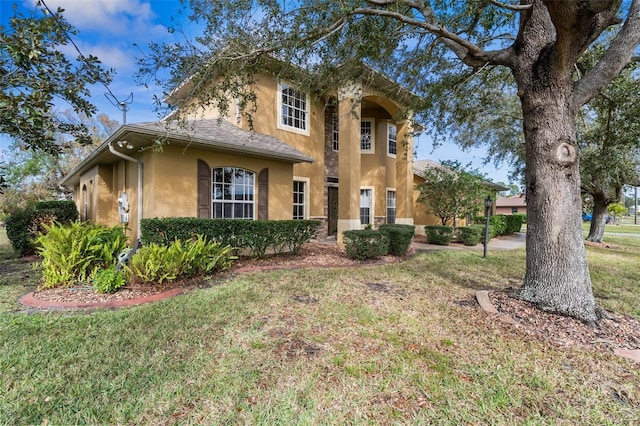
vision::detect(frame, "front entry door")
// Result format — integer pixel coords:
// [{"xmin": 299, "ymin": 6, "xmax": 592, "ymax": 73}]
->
[{"xmin": 328, "ymin": 187, "xmax": 338, "ymax": 237}]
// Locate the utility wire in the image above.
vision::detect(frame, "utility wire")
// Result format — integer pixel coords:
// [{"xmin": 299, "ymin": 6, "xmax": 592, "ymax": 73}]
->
[{"xmin": 38, "ymin": 0, "xmax": 133, "ymax": 121}]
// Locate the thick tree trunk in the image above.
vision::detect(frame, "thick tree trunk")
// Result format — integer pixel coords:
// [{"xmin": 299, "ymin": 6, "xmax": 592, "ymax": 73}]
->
[
  {"xmin": 586, "ymin": 194, "xmax": 608, "ymax": 243},
  {"xmin": 517, "ymin": 85, "xmax": 598, "ymax": 324}
]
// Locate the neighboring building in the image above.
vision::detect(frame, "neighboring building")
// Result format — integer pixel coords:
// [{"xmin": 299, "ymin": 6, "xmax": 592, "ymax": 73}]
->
[
  {"xmin": 61, "ymin": 67, "xmax": 418, "ymax": 243},
  {"xmin": 495, "ymin": 194, "xmax": 527, "ymax": 215},
  {"xmin": 412, "ymin": 159, "xmax": 507, "ymax": 234}
]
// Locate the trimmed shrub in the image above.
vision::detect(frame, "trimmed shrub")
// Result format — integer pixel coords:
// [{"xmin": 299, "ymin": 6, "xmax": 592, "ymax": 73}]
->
[
  {"xmin": 5, "ymin": 208, "xmax": 39, "ymax": 256},
  {"xmin": 459, "ymin": 226, "xmax": 482, "ymax": 246},
  {"xmin": 125, "ymin": 235, "xmax": 235, "ymax": 284},
  {"xmin": 504, "ymin": 214, "xmax": 525, "ymax": 234},
  {"xmin": 469, "ymin": 224, "xmax": 491, "ymax": 244},
  {"xmin": 424, "ymin": 225, "xmax": 454, "ymax": 246},
  {"xmin": 93, "ymin": 266, "xmax": 126, "ymax": 294},
  {"xmin": 379, "ymin": 224, "xmax": 415, "ymax": 256},
  {"xmin": 140, "ymin": 218, "xmax": 320, "ymax": 258},
  {"xmin": 5, "ymin": 201, "xmax": 79, "ymax": 257},
  {"xmin": 490, "ymin": 215, "xmax": 508, "ymax": 236},
  {"xmin": 36, "ymin": 222, "xmax": 128, "ymax": 289},
  {"xmin": 342, "ymin": 229, "xmax": 389, "ymax": 260},
  {"xmin": 35, "ymin": 200, "xmax": 79, "ymax": 223}
]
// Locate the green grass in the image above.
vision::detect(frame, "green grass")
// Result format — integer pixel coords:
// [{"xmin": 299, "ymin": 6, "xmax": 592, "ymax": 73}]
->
[
  {"xmin": 0, "ymin": 229, "xmax": 638, "ymax": 424},
  {"xmin": 582, "ymin": 217, "xmax": 640, "ymax": 235}
]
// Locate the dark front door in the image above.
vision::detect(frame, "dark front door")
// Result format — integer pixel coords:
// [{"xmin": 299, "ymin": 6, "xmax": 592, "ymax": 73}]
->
[{"xmin": 328, "ymin": 187, "xmax": 338, "ymax": 237}]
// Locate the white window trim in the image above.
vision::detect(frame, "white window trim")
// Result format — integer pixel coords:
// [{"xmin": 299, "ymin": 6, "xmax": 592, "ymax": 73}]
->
[
  {"xmin": 386, "ymin": 187, "xmax": 397, "ymax": 224},
  {"xmin": 360, "ymin": 118, "xmax": 375, "ymax": 154},
  {"xmin": 211, "ymin": 167, "xmax": 256, "ymax": 220},
  {"xmin": 360, "ymin": 186, "xmax": 375, "ymax": 226},
  {"xmin": 387, "ymin": 122, "xmax": 397, "ymax": 158},
  {"xmin": 277, "ymin": 80, "xmax": 310, "ymax": 136},
  {"xmin": 332, "ymin": 113, "xmax": 339, "ymax": 152},
  {"xmin": 293, "ymin": 176, "xmax": 310, "ymax": 220}
]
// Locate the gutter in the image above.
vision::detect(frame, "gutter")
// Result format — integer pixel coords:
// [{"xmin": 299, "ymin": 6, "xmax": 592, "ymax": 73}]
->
[{"xmin": 108, "ymin": 142, "xmax": 143, "ymax": 243}]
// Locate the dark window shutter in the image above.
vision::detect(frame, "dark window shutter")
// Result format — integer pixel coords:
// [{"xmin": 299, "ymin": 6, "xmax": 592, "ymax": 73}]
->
[
  {"xmin": 258, "ymin": 168, "xmax": 269, "ymax": 220},
  {"xmin": 197, "ymin": 159, "xmax": 211, "ymax": 218}
]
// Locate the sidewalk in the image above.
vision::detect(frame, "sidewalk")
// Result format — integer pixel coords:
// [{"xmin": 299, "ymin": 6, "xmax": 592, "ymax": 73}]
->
[{"xmin": 411, "ymin": 232, "xmax": 526, "ymax": 252}]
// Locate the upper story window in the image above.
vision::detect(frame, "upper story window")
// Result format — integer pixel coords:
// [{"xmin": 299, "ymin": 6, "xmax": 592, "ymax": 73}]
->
[
  {"xmin": 387, "ymin": 123, "xmax": 397, "ymax": 156},
  {"xmin": 278, "ymin": 82, "xmax": 309, "ymax": 135},
  {"xmin": 361, "ymin": 119, "xmax": 374, "ymax": 153},
  {"xmin": 212, "ymin": 167, "xmax": 255, "ymax": 219},
  {"xmin": 332, "ymin": 113, "xmax": 339, "ymax": 151}
]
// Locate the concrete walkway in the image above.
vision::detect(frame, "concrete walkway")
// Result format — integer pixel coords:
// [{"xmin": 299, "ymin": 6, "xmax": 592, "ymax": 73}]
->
[{"xmin": 411, "ymin": 232, "xmax": 526, "ymax": 252}]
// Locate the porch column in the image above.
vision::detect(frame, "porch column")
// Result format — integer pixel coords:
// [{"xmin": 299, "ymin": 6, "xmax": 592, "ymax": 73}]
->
[
  {"xmin": 395, "ymin": 119, "xmax": 414, "ymax": 226},
  {"xmin": 337, "ymin": 83, "xmax": 363, "ymax": 243}
]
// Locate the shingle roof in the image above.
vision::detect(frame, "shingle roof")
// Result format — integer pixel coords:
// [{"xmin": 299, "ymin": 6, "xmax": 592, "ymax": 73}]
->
[
  {"xmin": 61, "ymin": 119, "xmax": 314, "ymax": 186},
  {"xmin": 412, "ymin": 159, "xmax": 449, "ymax": 176},
  {"xmin": 413, "ymin": 159, "xmax": 509, "ymax": 191},
  {"xmin": 128, "ymin": 119, "xmax": 314, "ymax": 163},
  {"xmin": 496, "ymin": 195, "xmax": 527, "ymax": 207}
]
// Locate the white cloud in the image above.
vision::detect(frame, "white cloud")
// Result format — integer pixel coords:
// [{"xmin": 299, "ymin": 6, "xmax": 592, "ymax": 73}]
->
[{"xmin": 25, "ymin": 0, "xmax": 168, "ymax": 38}]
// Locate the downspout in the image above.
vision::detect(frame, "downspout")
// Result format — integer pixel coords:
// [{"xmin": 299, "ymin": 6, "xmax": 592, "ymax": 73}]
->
[{"xmin": 108, "ymin": 142, "xmax": 143, "ymax": 243}]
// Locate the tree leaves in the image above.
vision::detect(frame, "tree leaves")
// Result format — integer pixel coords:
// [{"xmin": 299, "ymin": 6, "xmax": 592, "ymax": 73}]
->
[{"xmin": 0, "ymin": 6, "xmax": 112, "ymax": 154}]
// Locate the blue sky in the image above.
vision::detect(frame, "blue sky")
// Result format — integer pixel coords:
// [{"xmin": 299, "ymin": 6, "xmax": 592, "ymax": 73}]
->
[{"xmin": 1, "ymin": 0, "xmax": 515, "ymax": 184}]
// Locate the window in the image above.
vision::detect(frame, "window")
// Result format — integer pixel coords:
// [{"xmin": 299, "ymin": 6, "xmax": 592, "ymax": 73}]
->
[
  {"xmin": 387, "ymin": 190, "xmax": 396, "ymax": 224},
  {"xmin": 278, "ymin": 82, "xmax": 309, "ymax": 134},
  {"xmin": 212, "ymin": 167, "xmax": 255, "ymax": 219},
  {"xmin": 387, "ymin": 123, "xmax": 397, "ymax": 156},
  {"xmin": 360, "ymin": 188, "xmax": 372, "ymax": 225},
  {"xmin": 332, "ymin": 113, "xmax": 339, "ymax": 151},
  {"xmin": 361, "ymin": 119, "xmax": 374, "ymax": 152},
  {"xmin": 512, "ymin": 207, "xmax": 519, "ymax": 214},
  {"xmin": 293, "ymin": 180, "xmax": 306, "ymax": 220},
  {"xmin": 81, "ymin": 184, "xmax": 88, "ymax": 221}
]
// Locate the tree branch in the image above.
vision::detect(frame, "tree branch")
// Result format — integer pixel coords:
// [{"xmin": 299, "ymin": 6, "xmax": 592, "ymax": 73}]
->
[
  {"xmin": 573, "ymin": 0, "xmax": 640, "ymax": 107},
  {"xmin": 489, "ymin": 0, "xmax": 533, "ymax": 12},
  {"xmin": 351, "ymin": 4, "xmax": 514, "ymax": 67}
]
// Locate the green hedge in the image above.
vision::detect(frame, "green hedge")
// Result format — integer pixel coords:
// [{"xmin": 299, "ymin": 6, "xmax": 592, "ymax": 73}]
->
[
  {"xmin": 342, "ymin": 229, "xmax": 389, "ymax": 260},
  {"xmin": 489, "ymin": 215, "xmax": 507, "ymax": 236},
  {"xmin": 469, "ymin": 224, "xmax": 490, "ymax": 244},
  {"xmin": 35, "ymin": 200, "xmax": 78, "ymax": 223},
  {"xmin": 379, "ymin": 224, "xmax": 415, "ymax": 256},
  {"xmin": 425, "ymin": 225, "xmax": 454, "ymax": 246},
  {"xmin": 458, "ymin": 226, "xmax": 482, "ymax": 246},
  {"xmin": 140, "ymin": 218, "xmax": 320, "ymax": 258},
  {"xmin": 504, "ymin": 214, "xmax": 524, "ymax": 233},
  {"xmin": 5, "ymin": 200, "xmax": 79, "ymax": 256}
]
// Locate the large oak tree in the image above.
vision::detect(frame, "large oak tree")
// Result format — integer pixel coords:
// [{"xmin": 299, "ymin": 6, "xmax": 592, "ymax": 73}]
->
[
  {"xmin": 140, "ymin": 1, "xmax": 640, "ymax": 323},
  {"xmin": 0, "ymin": 5, "xmax": 112, "ymax": 154}
]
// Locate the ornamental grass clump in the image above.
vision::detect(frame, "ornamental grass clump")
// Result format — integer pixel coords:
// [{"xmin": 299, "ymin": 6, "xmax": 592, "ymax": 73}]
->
[
  {"xmin": 36, "ymin": 222, "xmax": 128, "ymax": 289},
  {"xmin": 93, "ymin": 266, "xmax": 126, "ymax": 294},
  {"xmin": 125, "ymin": 235, "xmax": 235, "ymax": 284}
]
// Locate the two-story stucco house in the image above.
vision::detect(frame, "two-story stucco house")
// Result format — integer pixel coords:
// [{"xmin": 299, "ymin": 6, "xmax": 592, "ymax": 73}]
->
[{"xmin": 61, "ymin": 67, "xmax": 418, "ymax": 244}]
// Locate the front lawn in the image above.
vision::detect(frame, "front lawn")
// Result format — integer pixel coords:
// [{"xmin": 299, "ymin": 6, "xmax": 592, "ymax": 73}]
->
[{"xmin": 0, "ymin": 229, "xmax": 638, "ymax": 424}]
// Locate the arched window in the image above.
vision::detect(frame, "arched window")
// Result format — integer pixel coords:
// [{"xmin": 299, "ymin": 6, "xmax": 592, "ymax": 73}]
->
[{"xmin": 212, "ymin": 167, "xmax": 255, "ymax": 219}]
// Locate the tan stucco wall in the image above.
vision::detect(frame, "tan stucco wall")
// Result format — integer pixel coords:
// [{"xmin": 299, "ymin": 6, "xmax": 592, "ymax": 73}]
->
[{"xmin": 143, "ymin": 145, "xmax": 294, "ymax": 220}]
